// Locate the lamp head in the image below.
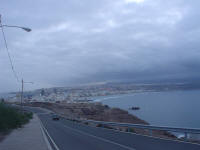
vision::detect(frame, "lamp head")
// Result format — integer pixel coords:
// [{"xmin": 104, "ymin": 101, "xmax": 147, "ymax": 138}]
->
[{"xmin": 21, "ymin": 27, "xmax": 31, "ymax": 32}]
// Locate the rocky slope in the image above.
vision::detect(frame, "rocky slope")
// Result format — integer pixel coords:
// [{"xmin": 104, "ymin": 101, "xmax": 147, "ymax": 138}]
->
[{"xmin": 25, "ymin": 102, "xmax": 176, "ymax": 139}]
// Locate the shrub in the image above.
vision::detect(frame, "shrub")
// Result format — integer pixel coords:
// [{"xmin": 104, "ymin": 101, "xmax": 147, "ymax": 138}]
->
[
  {"xmin": 126, "ymin": 128, "xmax": 136, "ymax": 133},
  {"xmin": 96, "ymin": 123, "xmax": 113, "ymax": 129},
  {"xmin": 0, "ymin": 103, "xmax": 33, "ymax": 132}
]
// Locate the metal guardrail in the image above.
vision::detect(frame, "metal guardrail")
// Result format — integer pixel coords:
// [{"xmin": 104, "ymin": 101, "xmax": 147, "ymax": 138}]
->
[
  {"xmin": 61, "ymin": 115, "xmax": 200, "ymax": 141},
  {"xmin": 85, "ymin": 119, "xmax": 200, "ymax": 133},
  {"xmin": 19, "ymin": 105, "xmax": 200, "ymax": 142}
]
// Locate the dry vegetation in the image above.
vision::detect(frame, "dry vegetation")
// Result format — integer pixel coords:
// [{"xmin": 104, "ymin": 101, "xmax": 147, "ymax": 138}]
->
[
  {"xmin": 27, "ymin": 102, "xmax": 148, "ymax": 124},
  {"xmin": 26, "ymin": 102, "xmax": 177, "ymax": 139}
]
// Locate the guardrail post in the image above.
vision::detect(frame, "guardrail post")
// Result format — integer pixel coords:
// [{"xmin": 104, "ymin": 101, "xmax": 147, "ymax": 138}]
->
[
  {"xmin": 184, "ymin": 133, "xmax": 188, "ymax": 141},
  {"xmin": 149, "ymin": 129, "xmax": 153, "ymax": 136}
]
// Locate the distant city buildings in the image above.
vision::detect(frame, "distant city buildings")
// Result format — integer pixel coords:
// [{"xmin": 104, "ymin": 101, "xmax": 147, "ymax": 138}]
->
[{"xmin": 6, "ymin": 83, "xmax": 200, "ymax": 103}]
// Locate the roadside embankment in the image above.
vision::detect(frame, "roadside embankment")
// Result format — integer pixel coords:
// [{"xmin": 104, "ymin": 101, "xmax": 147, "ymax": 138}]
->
[
  {"xmin": 25, "ymin": 102, "xmax": 147, "ymax": 124},
  {"xmin": 0, "ymin": 114, "xmax": 48, "ymax": 150},
  {"xmin": 25, "ymin": 102, "xmax": 176, "ymax": 139},
  {"xmin": 0, "ymin": 102, "xmax": 32, "ymax": 141}
]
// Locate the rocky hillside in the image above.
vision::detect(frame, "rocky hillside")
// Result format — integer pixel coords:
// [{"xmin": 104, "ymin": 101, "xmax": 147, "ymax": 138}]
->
[{"xmin": 27, "ymin": 102, "xmax": 148, "ymax": 124}]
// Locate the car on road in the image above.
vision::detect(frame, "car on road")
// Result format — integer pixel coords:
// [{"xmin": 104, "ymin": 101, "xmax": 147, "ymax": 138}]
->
[{"xmin": 52, "ymin": 114, "xmax": 60, "ymax": 121}]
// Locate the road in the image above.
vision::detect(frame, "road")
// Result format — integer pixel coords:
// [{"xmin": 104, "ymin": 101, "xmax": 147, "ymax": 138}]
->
[{"xmin": 27, "ymin": 107, "xmax": 200, "ymax": 150}]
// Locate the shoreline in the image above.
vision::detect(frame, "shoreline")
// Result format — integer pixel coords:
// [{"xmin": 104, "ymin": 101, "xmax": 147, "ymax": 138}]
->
[
  {"xmin": 92, "ymin": 90, "xmax": 200, "ymax": 129},
  {"xmin": 92, "ymin": 89, "xmax": 200, "ymax": 102}
]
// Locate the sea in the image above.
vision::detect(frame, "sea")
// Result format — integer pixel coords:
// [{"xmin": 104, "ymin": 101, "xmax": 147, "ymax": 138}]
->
[{"xmin": 93, "ymin": 90, "xmax": 200, "ymax": 129}]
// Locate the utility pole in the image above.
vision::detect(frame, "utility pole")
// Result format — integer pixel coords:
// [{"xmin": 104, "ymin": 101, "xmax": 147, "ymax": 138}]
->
[
  {"xmin": 20, "ymin": 79, "xmax": 24, "ymax": 111},
  {"xmin": 0, "ymin": 14, "xmax": 32, "ymax": 110}
]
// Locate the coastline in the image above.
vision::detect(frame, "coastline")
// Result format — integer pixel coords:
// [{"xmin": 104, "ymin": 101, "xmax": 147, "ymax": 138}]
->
[
  {"xmin": 93, "ymin": 90, "xmax": 200, "ymax": 128},
  {"xmin": 92, "ymin": 89, "xmax": 200, "ymax": 102},
  {"xmin": 91, "ymin": 90, "xmax": 200, "ymax": 140}
]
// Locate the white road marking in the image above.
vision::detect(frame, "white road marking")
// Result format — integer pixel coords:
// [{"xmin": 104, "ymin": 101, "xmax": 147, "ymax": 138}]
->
[
  {"xmin": 38, "ymin": 116, "xmax": 53, "ymax": 150},
  {"xmin": 63, "ymin": 123, "xmax": 136, "ymax": 150},
  {"xmin": 38, "ymin": 116, "xmax": 60, "ymax": 150}
]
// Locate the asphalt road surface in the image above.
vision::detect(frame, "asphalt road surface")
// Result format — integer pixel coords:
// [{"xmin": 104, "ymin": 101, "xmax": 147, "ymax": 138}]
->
[{"xmin": 27, "ymin": 107, "xmax": 200, "ymax": 150}]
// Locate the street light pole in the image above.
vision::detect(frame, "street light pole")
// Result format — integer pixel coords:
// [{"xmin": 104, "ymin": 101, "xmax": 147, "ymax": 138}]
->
[
  {"xmin": 0, "ymin": 14, "xmax": 31, "ymax": 32},
  {"xmin": 20, "ymin": 79, "xmax": 33, "ymax": 111},
  {"xmin": 0, "ymin": 14, "xmax": 33, "ymax": 110},
  {"xmin": 20, "ymin": 79, "xmax": 24, "ymax": 111},
  {"xmin": 0, "ymin": 25, "xmax": 31, "ymax": 32}
]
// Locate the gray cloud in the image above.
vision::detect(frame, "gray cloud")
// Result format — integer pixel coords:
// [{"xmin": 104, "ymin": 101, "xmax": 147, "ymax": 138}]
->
[{"xmin": 0, "ymin": 0, "xmax": 200, "ymax": 92}]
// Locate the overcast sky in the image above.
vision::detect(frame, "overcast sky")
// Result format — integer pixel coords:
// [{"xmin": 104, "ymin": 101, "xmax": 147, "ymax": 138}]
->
[{"xmin": 0, "ymin": 0, "xmax": 200, "ymax": 92}]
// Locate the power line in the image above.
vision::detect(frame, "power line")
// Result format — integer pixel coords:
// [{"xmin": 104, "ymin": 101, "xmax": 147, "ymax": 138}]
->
[
  {"xmin": 0, "ymin": 15, "xmax": 34, "ymax": 88},
  {"xmin": 0, "ymin": 21, "xmax": 20, "ymax": 82}
]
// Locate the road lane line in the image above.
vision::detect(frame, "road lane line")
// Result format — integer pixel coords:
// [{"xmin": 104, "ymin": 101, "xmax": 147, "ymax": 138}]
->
[
  {"xmin": 38, "ymin": 116, "xmax": 53, "ymax": 150},
  {"xmin": 38, "ymin": 116, "xmax": 60, "ymax": 150},
  {"xmin": 62, "ymin": 124, "xmax": 136, "ymax": 150}
]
